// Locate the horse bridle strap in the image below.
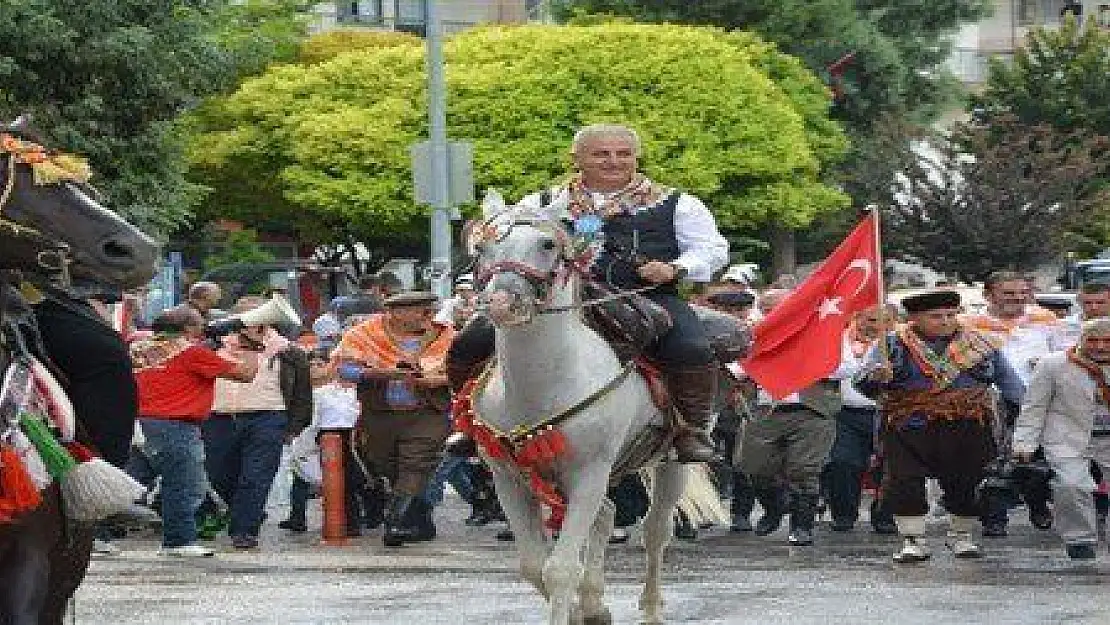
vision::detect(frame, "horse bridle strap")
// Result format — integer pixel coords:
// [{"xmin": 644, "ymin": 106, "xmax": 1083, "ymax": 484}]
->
[{"xmin": 470, "ymin": 358, "xmax": 636, "ymax": 448}]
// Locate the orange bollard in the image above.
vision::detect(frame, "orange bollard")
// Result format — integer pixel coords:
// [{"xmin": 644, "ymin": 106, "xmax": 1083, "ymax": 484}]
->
[{"xmin": 319, "ymin": 432, "xmax": 348, "ymax": 546}]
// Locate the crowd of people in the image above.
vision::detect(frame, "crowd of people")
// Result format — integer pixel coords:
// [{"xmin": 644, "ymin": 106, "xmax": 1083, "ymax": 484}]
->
[{"xmin": 81, "ymin": 124, "xmax": 1108, "ymax": 570}]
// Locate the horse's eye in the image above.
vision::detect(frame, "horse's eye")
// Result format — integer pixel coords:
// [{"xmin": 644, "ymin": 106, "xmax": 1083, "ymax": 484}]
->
[{"xmin": 541, "ymin": 239, "xmax": 557, "ymax": 251}]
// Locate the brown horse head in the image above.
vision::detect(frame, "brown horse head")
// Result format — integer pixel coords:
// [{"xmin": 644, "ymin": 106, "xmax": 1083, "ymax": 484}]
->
[{"xmin": 0, "ymin": 118, "xmax": 160, "ymax": 290}]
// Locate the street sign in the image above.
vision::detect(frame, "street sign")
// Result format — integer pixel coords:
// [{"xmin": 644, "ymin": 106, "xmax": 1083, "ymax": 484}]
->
[{"xmin": 411, "ymin": 140, "xmax": 474, "ymax": 208}]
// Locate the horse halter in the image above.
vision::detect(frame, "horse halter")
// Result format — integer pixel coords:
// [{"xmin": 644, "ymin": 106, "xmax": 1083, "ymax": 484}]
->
[
  {"xmin": 473, "ymin": 213, "xmax": 576, "ymax": 308},
  {"xmin": 0, "ymin": 134, "xmax": 81, "ymax": 282}
]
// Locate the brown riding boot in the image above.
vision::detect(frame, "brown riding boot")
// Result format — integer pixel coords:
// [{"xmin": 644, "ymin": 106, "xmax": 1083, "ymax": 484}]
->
[{"xmin": 666, "ymin": 365, "xmax": 718, "ymax": 463}]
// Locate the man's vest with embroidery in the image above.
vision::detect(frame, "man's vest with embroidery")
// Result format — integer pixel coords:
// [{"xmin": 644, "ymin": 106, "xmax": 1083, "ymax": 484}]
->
[{"xmin": 593, "ymin": 191, "xmax": 681, "ymax": 291}]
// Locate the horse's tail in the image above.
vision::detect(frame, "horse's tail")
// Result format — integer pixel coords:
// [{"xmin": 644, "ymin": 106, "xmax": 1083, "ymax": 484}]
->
[{"xmin": 640, "ymin": 463, "xmax": 728, "ymax": 526}]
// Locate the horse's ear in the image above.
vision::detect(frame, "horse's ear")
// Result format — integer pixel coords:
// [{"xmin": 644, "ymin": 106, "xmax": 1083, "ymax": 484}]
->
[{"xmin": 481, "ymin": 189, "xmax": 507, "ymax": 219}]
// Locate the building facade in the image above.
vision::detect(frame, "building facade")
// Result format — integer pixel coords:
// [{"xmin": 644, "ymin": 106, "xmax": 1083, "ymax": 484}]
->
[
  {"xmin": 949, "ymin": 0, "xmax": 1108, "ymax": 83},
  {"xmin": 313, "ymin": 1, "xmax": 539, "ymax": 34}
]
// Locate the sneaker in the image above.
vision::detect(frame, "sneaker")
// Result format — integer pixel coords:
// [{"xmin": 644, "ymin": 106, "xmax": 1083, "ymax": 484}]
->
[
  {"xmin": 892, "ymin": 537, "xmax": 931, "ymax": 563},
  {"xmin": 787, "ymin": 528, "xmax": 814, "ymax": 546},
  {"xmin": 92, "ymin": 539, "xmax": 121, "ymax": 557},
  {"xmin": 231, "ymin": 535, "xmax": 259, "ymax": 550},
  {"xmin": 1066, "ymin": 544, "xmax": 1096, "ymax": 560},
  {"xmin": 608, "ymin": 528, "xmax": 630, "ymax": 544},
  {"xmin": 946, "ymin": 531, "xmax": 982, "ymax": 558},
  {"xmin": 159, "ymin": 544, "xmax": 215, "ymax": 558}
]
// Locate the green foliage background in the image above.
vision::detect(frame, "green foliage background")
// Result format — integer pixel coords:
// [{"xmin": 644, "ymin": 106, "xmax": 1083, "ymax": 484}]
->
[
  {"xmin": 187, "ymin": 24, "xmax": 849, "ymax": 247},
  {"xmin": 0, "ymin": 0, "xmax": 307, "ymax": 236}
]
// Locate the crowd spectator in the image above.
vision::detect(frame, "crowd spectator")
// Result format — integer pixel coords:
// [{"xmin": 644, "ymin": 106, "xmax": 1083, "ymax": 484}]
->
[
  {"xmin": 133, "ymin": 306, "xmax": 259, "ymax": 557},
  {"xmin": 204, "ymin": 296, "xmax": 312, "ymax": 550}
]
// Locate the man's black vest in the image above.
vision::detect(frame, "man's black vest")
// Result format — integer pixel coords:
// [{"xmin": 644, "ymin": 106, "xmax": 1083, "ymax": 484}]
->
[{"xmin": 591, "ymin": 190, "xmax": 682, "ymax": 292}]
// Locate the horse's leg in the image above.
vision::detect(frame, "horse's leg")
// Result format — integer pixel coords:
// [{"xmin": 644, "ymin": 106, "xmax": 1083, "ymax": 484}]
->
[
  {"xmin": 577, "ymin": 495, "xmax": 615, "ymax": 625},
  {"xmin": 489, "ymin": 463, "xmax": 551, "ymax": 598},
  {"xmin": 639, "ymin": 463, "xmax": 688, "ymax": 625},
  {"xmin": 40, "ymin": 522, "xmax": 95, "ymax": 625},
  {"xmin": 0, "ymin": 518, "xmax": 52, "ymax": 625},
  {"xmin": 543, "ymin": 466, "xmax": 609, "ymax": 625}
]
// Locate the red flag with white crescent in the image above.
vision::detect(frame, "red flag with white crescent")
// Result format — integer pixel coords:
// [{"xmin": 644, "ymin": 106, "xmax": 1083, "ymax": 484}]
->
[{"xmin": 743, "ymin": 213, "xmax": 880, "ymax": 399}]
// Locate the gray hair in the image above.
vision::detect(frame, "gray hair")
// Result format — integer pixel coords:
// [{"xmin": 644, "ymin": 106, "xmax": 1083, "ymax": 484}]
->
[
  {"xmin": 1082, "ymin": 318, "xmax": 1110, "ymax": 338},
  {"xmin": 571, "ymin": 124, "xmax": 641, "ymax": 156}
]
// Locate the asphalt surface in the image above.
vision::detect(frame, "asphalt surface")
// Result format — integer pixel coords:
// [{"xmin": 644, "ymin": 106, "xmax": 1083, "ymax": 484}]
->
[{"xmin": 75, "ymin": 495, "xmax": 1110, "ymax": 625}]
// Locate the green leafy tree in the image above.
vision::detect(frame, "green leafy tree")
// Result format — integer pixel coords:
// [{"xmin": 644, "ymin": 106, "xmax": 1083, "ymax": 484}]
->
[
  {"xmin": 556, "ymin": 0, "xmax": 991, "ymax": 130},
  {"xmin": 186, "ymin": 23, "xmax": 849, "ymax": 248},
  {"xmin": 0, "ymin": 0, "xmax": 307, "ymax": 235},
  {"xmin": 201, "ymin": 228, "xmax": 277, "ymax": 272},
  {"xmin": 975, "ymin": 17, "xmax": 1110, "ymax": 137},
  {"xmin": 882, "ymin": 116, "xmax": 1109, "ymax": 282}
]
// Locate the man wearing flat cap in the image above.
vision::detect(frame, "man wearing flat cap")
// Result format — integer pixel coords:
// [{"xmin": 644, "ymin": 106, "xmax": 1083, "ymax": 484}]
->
[
  {"xmin": 859, "ymin": 289, "xmax": 1025, "ymax": 563},
  {"xmin": 336, "ymin": 291, "xmax": 455, "ymax": 546}
]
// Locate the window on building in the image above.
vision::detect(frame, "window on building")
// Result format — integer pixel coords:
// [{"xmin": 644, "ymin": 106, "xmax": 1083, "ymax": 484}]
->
[
  {"xmin": 395, "ymin": 0, "xmax": 427, "ymax": 36},
  {"xmin": 338, "ymin": 1, "xmax": 383, "ymax": 24}
]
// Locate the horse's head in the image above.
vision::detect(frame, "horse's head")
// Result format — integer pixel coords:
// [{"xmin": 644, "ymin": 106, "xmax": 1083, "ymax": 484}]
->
[
  {"xmin": 0, "ymin": 121, "xmax": 160, "ymax": 289},
  {"xmin": 471, "ymin": 190, "xmax": 573, "ymax": 328}
]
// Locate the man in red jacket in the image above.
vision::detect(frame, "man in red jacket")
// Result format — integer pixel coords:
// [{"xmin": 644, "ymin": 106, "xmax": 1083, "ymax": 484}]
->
[{"xmin": 133, "ymin": 306, "xmax": 258, "ymax": 557}]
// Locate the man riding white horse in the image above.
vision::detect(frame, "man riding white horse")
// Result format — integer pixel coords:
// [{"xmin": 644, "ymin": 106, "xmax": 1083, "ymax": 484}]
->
[{"xmin": 448, "ymin": 123, "xmax": 729, "ymax": 463}]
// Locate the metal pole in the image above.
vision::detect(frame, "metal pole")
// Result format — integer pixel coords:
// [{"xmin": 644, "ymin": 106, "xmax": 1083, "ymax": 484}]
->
[{"xmin": 426, "ymin": 0, "xmax": 452, "ymax": 298}]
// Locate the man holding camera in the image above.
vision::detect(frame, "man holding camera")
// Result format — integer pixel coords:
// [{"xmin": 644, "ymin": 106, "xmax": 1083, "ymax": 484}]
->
[
  {"xmin": 1014, "ymin": 318, "xmax": 1110, "ymax": 560},
  {"xmin": 133, "ymin": 306, "xmax": 259, "ymax": 557},
  {"xmin": 336, "ymin": 291, "xmax": 455, "ymax": 546}
]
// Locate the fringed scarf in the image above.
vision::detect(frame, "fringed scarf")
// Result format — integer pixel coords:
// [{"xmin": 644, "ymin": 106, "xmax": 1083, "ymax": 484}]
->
[
  {"xmin": 565, "ymin": 173, "xmax": 669, "ymax": 218},
  {"xmin": 898, "ymin": 327, "xmax": 1001, "ymax": 390},
  {"xmin": 130, "ymin": 334, "xmax": 194, "ymax": 371}
]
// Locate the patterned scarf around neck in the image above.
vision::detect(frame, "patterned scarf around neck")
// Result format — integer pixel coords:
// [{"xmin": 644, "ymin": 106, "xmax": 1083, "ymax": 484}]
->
[
  {"xmin": 1067, "ymin": 347, "xmax": 1110, "ymax": 408},
  {"xmin": 565, "ymin": 173, "xmax": 668, "ymax": 218},
  {"xmin": 898, "ymin": 327, "xmax": 1000, "ymax": 389}
]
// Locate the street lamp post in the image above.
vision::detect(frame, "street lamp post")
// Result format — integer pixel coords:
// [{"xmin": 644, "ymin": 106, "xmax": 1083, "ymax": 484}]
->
[{"xmin": 425, "ymin": 0, "xmax": 452, "ymax": 298}]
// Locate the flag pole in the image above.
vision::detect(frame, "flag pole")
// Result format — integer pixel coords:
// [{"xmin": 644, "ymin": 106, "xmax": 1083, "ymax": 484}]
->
[{"xmin": 870, "ymin": 205, "xmax": 890, "ymax": 364}]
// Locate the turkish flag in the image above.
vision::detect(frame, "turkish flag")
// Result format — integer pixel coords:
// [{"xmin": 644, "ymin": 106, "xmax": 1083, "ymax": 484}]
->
[{"xmin": 743, "ymin": 213, "xmax": 880, "ymax": 399}]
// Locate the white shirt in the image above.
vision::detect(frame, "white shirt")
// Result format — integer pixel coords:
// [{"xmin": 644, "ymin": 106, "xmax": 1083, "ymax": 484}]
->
[
  {"xmin": 313, "ymin": 383, "xmax": 360, "ymax": 430},
  {"xmin": 520, "ymin": 187, "xmax": 729, "ymax": 282}
]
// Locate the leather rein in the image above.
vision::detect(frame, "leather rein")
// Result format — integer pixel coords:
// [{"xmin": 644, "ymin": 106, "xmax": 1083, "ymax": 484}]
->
[{"xmin": 472, "ymin": 214, "xmax": 656, "ymax": 316}]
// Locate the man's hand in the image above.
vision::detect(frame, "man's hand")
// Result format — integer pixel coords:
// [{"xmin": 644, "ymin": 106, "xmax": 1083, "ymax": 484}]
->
[
  {"xmin": 638, "ymin": 260, "xmax": 679, "ymax": 284},
  {"xmin": 869, "ymin": 364, "xmax": 894, "ymax": 383}
]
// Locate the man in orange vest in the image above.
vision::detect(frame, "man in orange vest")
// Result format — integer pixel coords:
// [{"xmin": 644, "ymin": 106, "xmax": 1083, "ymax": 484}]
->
[{"xmin": 336, "ymin": 291, "xmax": 454, "ymax": 547}]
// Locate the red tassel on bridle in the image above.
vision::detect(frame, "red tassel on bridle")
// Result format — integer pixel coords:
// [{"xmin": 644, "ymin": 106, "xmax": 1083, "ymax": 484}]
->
[{"xmin": 0, "ymin": 444, "xmax": 42, "ymax": 523}]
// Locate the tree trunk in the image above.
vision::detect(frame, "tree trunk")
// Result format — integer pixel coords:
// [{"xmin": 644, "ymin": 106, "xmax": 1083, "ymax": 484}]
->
[{"xmin": 769, "ymin": 225, "xmax": 796, "ymax": 282}]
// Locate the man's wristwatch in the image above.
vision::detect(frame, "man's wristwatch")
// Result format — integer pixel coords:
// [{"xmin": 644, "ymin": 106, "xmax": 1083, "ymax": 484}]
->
[{"xmin": 669, "ymin": 262, "xmax": 689, "ymax": 281}]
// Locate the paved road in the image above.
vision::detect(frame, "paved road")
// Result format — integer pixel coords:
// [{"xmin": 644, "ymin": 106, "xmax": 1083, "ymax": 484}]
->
[{"xmin": 75, "ymin": 496, "xmax": 1110, "ymax": 625}]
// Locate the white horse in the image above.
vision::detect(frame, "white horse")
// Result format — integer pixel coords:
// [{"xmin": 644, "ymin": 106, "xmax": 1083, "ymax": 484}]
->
[{"xmin": 461, "ymin": 192, "xmax": 692, "ymax": 625}]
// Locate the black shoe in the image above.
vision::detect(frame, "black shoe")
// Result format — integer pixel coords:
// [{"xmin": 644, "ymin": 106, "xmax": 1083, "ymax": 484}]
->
[
  {"xmin": 730, "ymin": 516, "xmax": 753, "ymax": 533},
  {"xmin": 871, "ymin": 521, "xmax": 898, "ymax": 535},
  {"xmin": 382, "ymin": 495, "xmax": 420, "ymax": 547},
  {"xmin": 788, "ymin": 528, "xmax": 814, "ymax": 546},
  {"xmin": 1028, "ymin": 503, "xmax": 1053, "ymax": 531},
  {"xmin": 495, "ymin": 528, "xmax": 515, "ymax": 541},
  {"xmin": 1066, "ymin": 544, "xmax": 1096, "ymax": 560},
  {"xmin": 830, "ymin": 519, "xmax": 855, "ymax": 532},
  {"xmin": 231, "ymin": 535, "xmax": 259, "ymax": 550},
  {"xmin": 674, "ymin": 524, "xmax": 698, "ymax": 540},
  {"xmin": 278, "ymin": 519, "xmax": 307, "ymax": 533},
  {"xmin": 982, "ymin": 523, "xmax": 1008, "ymax": 538},
  {"xmin": 754, "ymin": 513, "xmax": 783, "ymax": 536}
]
